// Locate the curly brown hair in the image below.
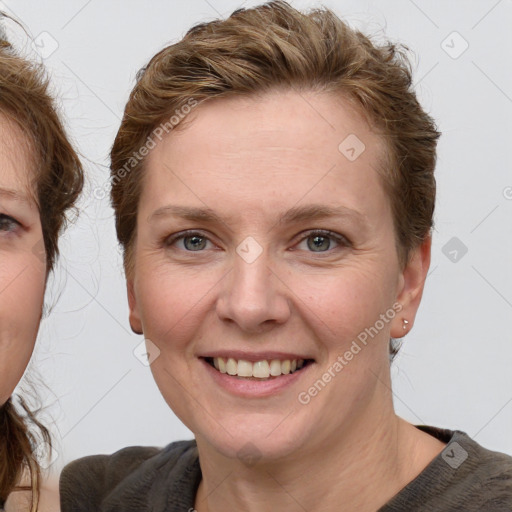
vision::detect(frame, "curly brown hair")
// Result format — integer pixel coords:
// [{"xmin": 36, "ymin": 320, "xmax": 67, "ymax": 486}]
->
[{"xmin": 0, "ymin": 23, "xmax": 84, "ymax": 510}]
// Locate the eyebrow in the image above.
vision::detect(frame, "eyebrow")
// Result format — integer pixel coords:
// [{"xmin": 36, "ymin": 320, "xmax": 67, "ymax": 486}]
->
[{"xmin": 150, "ymin": 204, "xmax": 366, "ymax": 228}]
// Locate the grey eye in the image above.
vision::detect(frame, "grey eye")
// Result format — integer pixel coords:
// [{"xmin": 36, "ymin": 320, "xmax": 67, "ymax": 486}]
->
[
  {"xmin": 183, "ymin": 235, "xmax": 208, "ymax": 251},
  {"xmin": 0, "ymin": 214, "xmax": 19, "ymax": 232},
  {"xmin": 295, "ymin": 229, "xmax": 349, "ymax": 254},
  {"xmin": 307, "ymin": 234, "xmax": 332, "ymax": 252}
]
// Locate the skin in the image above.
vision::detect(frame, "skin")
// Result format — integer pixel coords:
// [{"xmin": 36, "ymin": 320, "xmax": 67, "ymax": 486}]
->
[
  {"xmin": 0, "ymin": 116, "xmax": 46, "ymax": 407},
  {"xmin": 0, "ymin": 117, "xmax": 61, "ymax": 512},
  {"xmin": 5, "ymin": 480, "xmax": 60, "ymax": 512},
  {"xmin": 128, "ymin": 91, "xmax": 445, "ymax": 512}
]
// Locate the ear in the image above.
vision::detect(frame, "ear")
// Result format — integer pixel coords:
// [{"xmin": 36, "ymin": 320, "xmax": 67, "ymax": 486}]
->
[
  {"xmin": 390, "ymin": 235, "xmax": 431, "ymax": 338},
  {"xmin": 127, "ymin": 278, "xmax": 143, "ymax": 335}
]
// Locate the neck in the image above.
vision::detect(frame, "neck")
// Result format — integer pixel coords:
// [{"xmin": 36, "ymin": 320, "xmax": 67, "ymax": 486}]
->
[{"xmin": 194, "ymin": 393, "xmax": 444, "ymax": 512}]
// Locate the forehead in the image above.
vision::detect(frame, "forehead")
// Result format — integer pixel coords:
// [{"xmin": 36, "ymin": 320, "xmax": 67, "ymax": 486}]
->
[
  {"xmin": 0, "ymin": 114, "xmax": 35, "ymax": 195},
  {"xmin": 141, "ymin": 91, "xmax": 390, "ymax": 224}
]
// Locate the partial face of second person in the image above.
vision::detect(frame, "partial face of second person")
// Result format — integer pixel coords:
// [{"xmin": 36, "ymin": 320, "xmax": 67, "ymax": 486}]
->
[
  {"xmin": 127, "ymin": 91, "xmax": 430, "ymax": 461},
  {"xmin": 0, "ymin": 116, "xmax": 46, "ymax": 406}
]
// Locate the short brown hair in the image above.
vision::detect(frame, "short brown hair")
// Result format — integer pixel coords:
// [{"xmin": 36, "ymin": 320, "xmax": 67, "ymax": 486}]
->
[
  {"xmin": 111, "ymin": 0, "xmax": 439, "ymax": 273},
  {"xmin": 0, "ymin": 25, "xmax": 83, "ymax": 510}
]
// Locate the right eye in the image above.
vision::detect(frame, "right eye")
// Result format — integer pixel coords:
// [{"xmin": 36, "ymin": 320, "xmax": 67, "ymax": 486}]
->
[
  {"xmin": 0, "ymin": 213, "xmax": 21, "ymax": 233},
  {"xmin": 164, "ymin": 230, "xmax": 214, "ymax": 252}
]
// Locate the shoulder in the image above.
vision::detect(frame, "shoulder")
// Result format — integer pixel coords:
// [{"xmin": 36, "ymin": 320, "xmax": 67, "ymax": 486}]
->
[
  {"xmin": 60, "ymin": 439, "xmax": 199, "ymax": 512},
  {"xmin": 389, "ymin": 426, "xmax": 512, "ymax": 511},
  {"xmin": 461, "ymin": 433, "xmax": 512, "ymax": 508},
  {"xmin": 436, "ymin": 427, "xmax": 512, "ymax": 489}
]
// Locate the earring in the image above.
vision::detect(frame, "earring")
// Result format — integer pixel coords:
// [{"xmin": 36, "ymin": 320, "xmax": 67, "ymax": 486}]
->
[{"xmin": 402, "ymin": 319, "xmax": 409, "ymax": 331}]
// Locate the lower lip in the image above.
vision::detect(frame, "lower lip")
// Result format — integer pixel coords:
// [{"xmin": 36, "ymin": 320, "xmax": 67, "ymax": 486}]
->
[{"xmin": 200, "ymin": 358, "xmax": 313, "ymax": 398}]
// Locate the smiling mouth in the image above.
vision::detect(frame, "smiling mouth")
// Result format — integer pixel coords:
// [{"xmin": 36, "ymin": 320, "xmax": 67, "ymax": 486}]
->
[{"xmin": 203, "ymin": 356, "xmax": 315, "ymax": 380}]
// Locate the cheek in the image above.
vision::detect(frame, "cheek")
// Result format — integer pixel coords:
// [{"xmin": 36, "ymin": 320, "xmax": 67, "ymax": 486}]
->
[
  {"xmin": 0, "ymin": 253, "xmax": 46, "ymax": 404},
  {"xmin": 135, "ymin": 262, "xmax": 219, "ymax": 349},
  {"xmin": 293, "ymin": 262, "xmax": 397, "ymax": 341}
]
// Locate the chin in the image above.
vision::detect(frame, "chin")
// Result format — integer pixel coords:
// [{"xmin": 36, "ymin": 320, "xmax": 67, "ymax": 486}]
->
[{"xmin": 194, "ymin": 412, "xmax": 313, "ymax": 464}]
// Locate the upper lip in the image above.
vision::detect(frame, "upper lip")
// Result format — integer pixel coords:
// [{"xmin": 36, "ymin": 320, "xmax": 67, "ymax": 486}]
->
[{"xmin": 199, "ymin": 351, "xmax": 314, "ymax": 362}]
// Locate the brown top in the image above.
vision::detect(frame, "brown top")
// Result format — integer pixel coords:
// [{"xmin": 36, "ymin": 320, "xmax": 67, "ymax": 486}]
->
[{"xmin": 60, "ymin": 426, "xmax": 512, "ymax": 511}]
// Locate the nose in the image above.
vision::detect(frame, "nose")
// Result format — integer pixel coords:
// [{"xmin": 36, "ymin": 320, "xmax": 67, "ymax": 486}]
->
[{"xmin": 215, "ymin": 246, "xmax": 291, "ymax": 333}]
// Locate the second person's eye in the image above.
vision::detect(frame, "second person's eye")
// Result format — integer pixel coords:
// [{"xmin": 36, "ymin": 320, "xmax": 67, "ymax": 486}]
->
[{"xmin": 0, "ymin": 213, "xmax": 21, "ymax": 234}]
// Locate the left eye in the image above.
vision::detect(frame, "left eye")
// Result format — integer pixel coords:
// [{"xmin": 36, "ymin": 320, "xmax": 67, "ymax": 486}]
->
[
  {"xmin": 0, "ymin": 214, "xmax": 20, "ymax": 233},
  {"xmin": 296, "ymin": 230, "xmax": 348, "ymax": 253}
]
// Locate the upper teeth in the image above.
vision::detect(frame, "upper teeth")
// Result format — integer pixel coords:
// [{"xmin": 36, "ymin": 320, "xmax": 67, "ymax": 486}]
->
[{"xmin": 212, "ymin": 357, "xmax": 305, "ymax": 378}]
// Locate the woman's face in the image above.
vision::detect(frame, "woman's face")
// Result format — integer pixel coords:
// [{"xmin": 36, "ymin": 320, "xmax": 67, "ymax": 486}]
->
[
  {"xmin": 128, "ymin": 91, "xmax": 429, "ymax": 460},
  {"xmin": 0, "ymin": 117, "xmax": 46, "ymax": 405}
]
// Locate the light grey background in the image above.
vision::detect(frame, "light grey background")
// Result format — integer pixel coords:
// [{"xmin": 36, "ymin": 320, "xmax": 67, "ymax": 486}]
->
[{"xmin": 2, "ymin": 0, "xmax": 511, "ymax": 472}]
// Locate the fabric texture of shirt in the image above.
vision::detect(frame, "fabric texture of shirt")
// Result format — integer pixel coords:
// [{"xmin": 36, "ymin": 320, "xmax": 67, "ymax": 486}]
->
[{"xmin": 60, "ymin": 426, "xmax": 512, "ymax": 511}]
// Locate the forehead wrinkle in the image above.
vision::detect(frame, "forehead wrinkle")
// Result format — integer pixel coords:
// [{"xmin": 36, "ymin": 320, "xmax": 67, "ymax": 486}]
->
[
  {"xmin": 149, "ymin": 203, "xmax": 367, "ymax": 232},
  {"xmin": 0, "ymin": 187, "xmax": 31, "ymax": 205},
  {"xmin": 150, "ymin": 205, "xmax": 234, "ymax": 225},
  {"xmin": 277, "ymin": 204, "xmax": 366, "ymax": 226}
]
